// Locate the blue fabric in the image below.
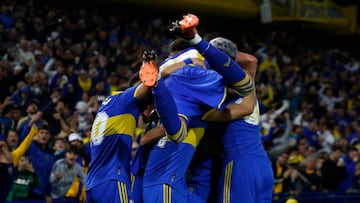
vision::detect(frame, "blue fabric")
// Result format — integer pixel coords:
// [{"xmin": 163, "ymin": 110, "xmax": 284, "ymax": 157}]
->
[
  {"xmin": 86, "ymin": 180, "xmax": 131, "ymax": 203},
  {"xmin": 0, "ymin": 15, "xmax": 14, "ymax": 29},
  {"xmin": 0, "ymin": 163, "xmax": 14, "ymax": 203},
  {"xmin": 28, "ymin": 142, "xmax": 55, "ymax": 196},
  {"xmin": 218, "ymin": 157, "xmax": 274, "ymax": 203},
  {"xmin": 152, "ymin": 78, "xmax": 182, "ymax": 135},
  {"xmin": 143, "ymin": 184, "xmax": 204, "ymax": 203},
  {"xmin": 86, "ymin": 86, "xmax": 138, "ymax": 190}
]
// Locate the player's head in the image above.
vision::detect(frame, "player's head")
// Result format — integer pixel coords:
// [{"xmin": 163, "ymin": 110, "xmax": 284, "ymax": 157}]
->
[
  {"xmin": 209, "ymin": 37, "xmax": 238, "ymax": 59},
  {"xmin": 168, "ymin": 38, "xmax": 192, "ymax": 56}
]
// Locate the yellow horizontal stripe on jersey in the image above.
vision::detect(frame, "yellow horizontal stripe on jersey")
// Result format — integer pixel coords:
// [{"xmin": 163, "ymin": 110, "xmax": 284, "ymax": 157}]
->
[
  {"xmin": 233, "ymin": 73, "xmax": 252, "ymax": 87},
  {"xmin": 104, "ymin": 114, "xmax": 136, "ymax": 137},
  {"xmin": 182, "ymin": 127, "xmax": 205, "ymax": 147}
]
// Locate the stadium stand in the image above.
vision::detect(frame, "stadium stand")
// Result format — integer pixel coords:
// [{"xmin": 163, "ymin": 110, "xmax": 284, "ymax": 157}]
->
[{"xmin": 1, "ymin": 0, "xmax": 360, "ymax": 202}]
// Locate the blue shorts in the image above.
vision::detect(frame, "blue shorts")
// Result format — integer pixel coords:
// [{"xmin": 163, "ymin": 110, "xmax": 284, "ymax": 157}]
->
[
  {"xmin": 130, "ymin": 174, "xmax": 143, "ymax": 203},
  {"xmin": 218, "ymin": 157, "xmax": 274, "ymax": 203},
  {"xmin": 86, "ymin": 180, "xmax": 132, "ymax": 203},
  {"xmin": 143, "ymin": 184, "xmax": 204, "ymax": 203}
]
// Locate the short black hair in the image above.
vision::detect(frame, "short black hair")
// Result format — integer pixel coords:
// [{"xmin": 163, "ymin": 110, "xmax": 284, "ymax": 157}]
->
[
  {"xmin": 38, "ymin": 124, "xmax": 50, "ymax": 132},
  {"xmin": 67, "ymin": 145, "xmax": 80, "ymax": 155},
  {"xmin": 168, "ymin": 38, "xmax": 191, "ymax": 54}
]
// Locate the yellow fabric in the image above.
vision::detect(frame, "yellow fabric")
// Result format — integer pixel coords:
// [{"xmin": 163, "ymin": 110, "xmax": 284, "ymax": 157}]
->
[
  {"xmin": 259, "ymin": 59, "xmax": 281, "ymax": 75},
  {"xmin": 332, "ymin": 129, "xmax": 341, "ymax": 139},
  {"xmin": 261, "ymin": 86, "xmax": 274, "ymax": 107},
  {"xmin": 83, "ymin": 137, "xmax": 90, "ymax": 144},
  {"xmin": 16, "ymin": 116, "xmax": 30, "ymax": 130},
  {"xmin": 182, "ymin": 128, "xmax": 205, "ymax": 148},
  {"xmin": 78, "ymin": 77, "xmax": 92, "ymax": 92},
  {"xmin": 134, "ymin": 127, "xmax": 143, "ymax": 139},
  {"xmin": 65, "ymin": 177, "xmax": 81, "ymax": 198},
  {"xmin": 11, "ymin": 126, "xmax": 38, "ymax": 166},
  {"xmin": 305, "ymin": 169, "xmax": 315, "ymax": 174},
  {"xmin": 223, "ymin": 161, "xmax": 233, "ymax": 203},
  {"xmin": 65, "ymin": 161, "xmax": 88, "ymax": 200},
  {"xmin": 347, "ymin": 99, "xmax": 353, "ymax": 111},
  {"xmin": 273, "ymin": 164, "xmax": 283, "ymax": 193},
  {"xmin": 110, "ymin": 85, "xmax": 119, "ymax": 95},
  {"xmin": 92, "ymin": 114, "xmax": 136, "ymax": 138}
]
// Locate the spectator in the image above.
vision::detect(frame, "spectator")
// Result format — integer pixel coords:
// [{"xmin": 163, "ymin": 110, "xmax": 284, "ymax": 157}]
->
[
  {"xmin": 298, "ymin": 155, "xmax": 321, "ymax": 194},
  {"xmin": 318, "ymin": 84, "xmax": 344, "ymax": 111},
  {"xmin": 11, "ymin": 84, "xmax": 34, "ymax": 115},
  {"xmin": 68, "ymin": 132, "xmax": 90, "ymax": 167},
  {"xmin": 67, "ymin": 132, "xmax": 89, "ymax": 200},
  {"xmin": 320, "ymin": 146, "xmax": 347, "ymax": 193},
  {"xmin": 318, "ymin": 118, "xmax": 335, "ymax": 154},
  {"xmin": 27, "ymin": 124, "xmax": 55, "ymax": 201},
  {"xmin": 45, "ymin": 59, "xmax": 69, "ymax": 92},
  {"xmin": 74, "ymin": 91, "xmax": 97, "ymax": 131},
  {"xmin": 6, "ymin": 129, "xmax": 19, "ymax": 151},
  {"xmin": 6, "ymin": 155, "xmax": 39, "ymax": 201},
  {"xmin": 9, "ymin": 105, "xmax": 23, "ymax": 128},
  {"xmin": 339, "ymin": 147, "xmax": 360, "ymax": 192},
  {"xmin": 53, "ymin": 137, "xmax": 68, "ymax": 161},
  {"xmin": 302, "ymin": 120, "xmax": 320, "ymax": 149},
  {"xmin": 273, "ymin": 152, "xmax": 289, "ymax": 195},
  {"xmin": 16, "ymin": 99, "xmax": 47, "ymax": 136},
  {"xmin": 0, "ymin": 102, "xmax": 16, "ymax": 135},
  {"xmin": 50, "ymin": 145, "xmax": 86, "ymax": 200},
  {"xmin": 282, "ymin": 150, "xmax": 303, "ymax": 196}
]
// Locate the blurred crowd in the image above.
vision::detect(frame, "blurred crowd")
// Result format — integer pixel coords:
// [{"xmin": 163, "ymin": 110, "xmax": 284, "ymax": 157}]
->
[{"xmin": 0, "ymin": 0, "xmax": 360, "ymax": 202}]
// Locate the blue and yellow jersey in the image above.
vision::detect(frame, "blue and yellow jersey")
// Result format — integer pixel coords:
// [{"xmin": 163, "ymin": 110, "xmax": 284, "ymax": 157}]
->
[
  {"xmin": 221, "ymin": 99, "xmax": 268, "ymax": 158},
  {"xmin": 163, "ymin": 65, "xmax": 227, "ymax": 117},
  {"xmin": 86, "ymin": 85, "xmax": 140, "ymax": 190},
  {"xmin": 144, "ymin": 53, "xmax": 228, "ymax": 191},
  {"xmin": 159, "ymin": 47, "xmax": 207, "ymax": 71},
  {"xmin": 143, "ymin": 117, "xmax": 207, "ymax": 190}
]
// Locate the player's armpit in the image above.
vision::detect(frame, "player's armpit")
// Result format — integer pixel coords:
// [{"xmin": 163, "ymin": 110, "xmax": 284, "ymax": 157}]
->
[{"xmin": 140, "ymin": 126, "xmax": 166, "ymax": 146}]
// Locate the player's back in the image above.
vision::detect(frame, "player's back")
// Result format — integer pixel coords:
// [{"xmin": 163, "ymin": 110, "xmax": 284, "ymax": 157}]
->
[
  {"xmin": 144, "ymin": 48, "xmax": 227, "ymax": 192},
  {"xmin": 86, "ymin": 86, "xmax": 139, "ymax": 190},
  {"xmin": 222, "ymin": 98, "xmax": 268, "ymax": 158},
  {"xmin": 143, "ymin": 116, "xmax": 206, "ymax": 189}
]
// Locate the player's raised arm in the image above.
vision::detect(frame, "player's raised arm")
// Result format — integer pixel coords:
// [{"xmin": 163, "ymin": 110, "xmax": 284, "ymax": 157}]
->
[
  {"xmin": 170, "ymin": 14, "xmax": 255, "ymax": 97},
  {"xmin": 139, "ymin": 50, "xmax": 188, "ymax": 143}
]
